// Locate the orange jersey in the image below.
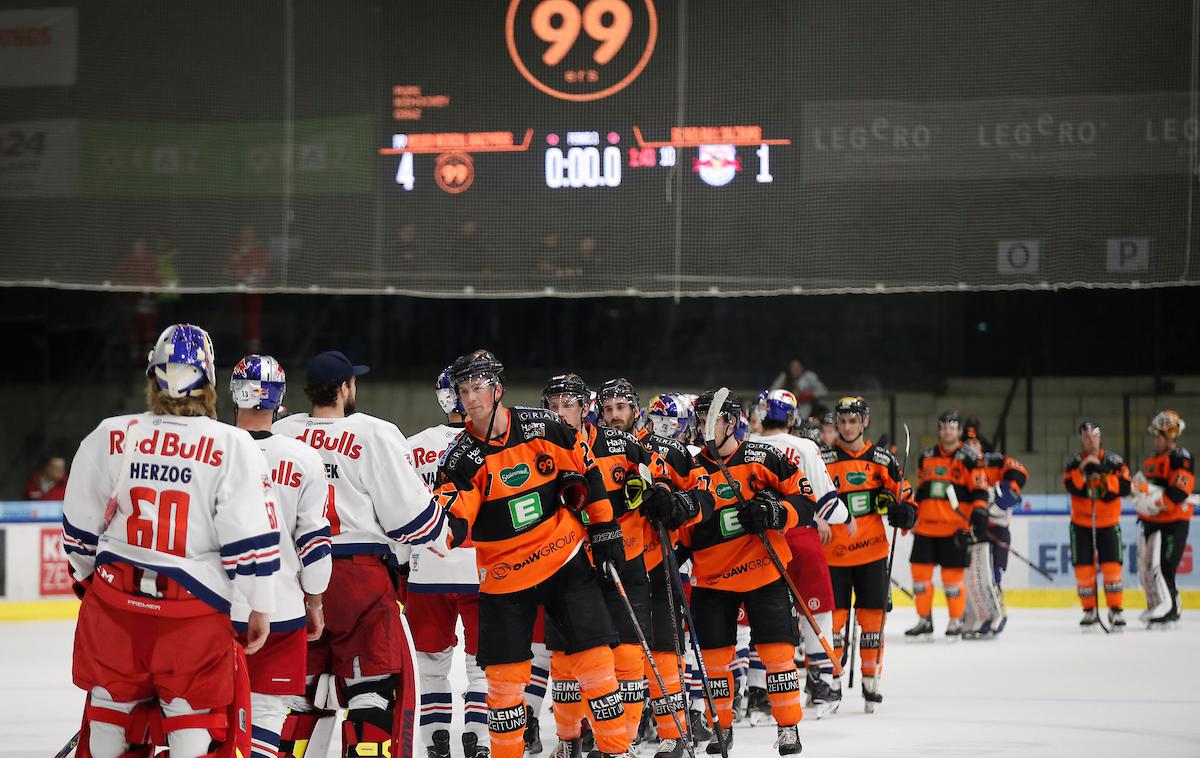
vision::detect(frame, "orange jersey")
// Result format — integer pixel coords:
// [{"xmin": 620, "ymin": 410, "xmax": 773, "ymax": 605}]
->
[
  {"xmin": 1063, "ymin": 449, "xmax": 1130, "ymax": 528},
  {"xmin": 436, "ymin": 406, "xmax": 612, "ymax": 594},
  {"xmin": 680, "ymin": 440, "xmax": 814, "ymax": 593},
  {"xmin": 584, "ymin": 424, "xmax": 658, "ymax": 561},
  {"xmin": 636, "ymin": 428, "xmax": 713, "ymax": 571},
  {"xmin": 1141, "ymin": 447, "xmax": 1195, "ymax": 523},
  {"xmin": 980, "ymin": 451, "xmax": 1028, "ymax": 491},
  {"xmin": 913, "ymin": 443, "xmax": 989, "ymax": 537},
  {"xmin": 823, "ymin": 441, "xmax": 913, "ymax": 566}
]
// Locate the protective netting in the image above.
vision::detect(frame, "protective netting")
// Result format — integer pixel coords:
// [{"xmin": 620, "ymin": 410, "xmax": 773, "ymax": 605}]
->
[{"xmin": 0, "ymin": 0, "xmax": 1197, "ymax": 297}]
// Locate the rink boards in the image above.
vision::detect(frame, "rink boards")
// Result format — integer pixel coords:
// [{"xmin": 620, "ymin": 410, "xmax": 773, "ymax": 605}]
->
[{"xmin": 1, "ymin": 497, "xmax": 1196, "ymax": 620}]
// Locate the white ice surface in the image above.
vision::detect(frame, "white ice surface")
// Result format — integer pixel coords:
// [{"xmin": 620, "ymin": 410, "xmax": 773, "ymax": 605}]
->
[{"xmin": 4, "ymin": 609, "xmax": 1199, "ymax": 757}]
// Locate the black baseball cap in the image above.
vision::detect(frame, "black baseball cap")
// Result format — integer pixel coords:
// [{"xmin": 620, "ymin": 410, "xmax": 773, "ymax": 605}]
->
[{"xmin": 306, "ymin": 351, "xmax": 369, "ymax": 385}]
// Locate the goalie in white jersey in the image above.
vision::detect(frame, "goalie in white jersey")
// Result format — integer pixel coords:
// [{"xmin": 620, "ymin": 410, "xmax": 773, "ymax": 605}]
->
[
  {"xmin": 273, "ymin": 350, "xmax": 442, "ymax": 758},
  {"xmin": 229, "ymin": 354, "xmax": 333, "ymax": 758},
  {"xmin": 748, "ymin": 389, "xmax": 848, "ymax": 718},
  {"xmin": 63, "ymin": 324, "xmax": 280, "ymax": 758}
]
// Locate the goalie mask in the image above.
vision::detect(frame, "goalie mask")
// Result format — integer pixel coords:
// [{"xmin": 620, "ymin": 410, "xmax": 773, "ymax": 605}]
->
[
  {"xmin": 230, "ymin": 354, "xmax": 286, "ymax": 410},
  {"xmin": 435, "ymin": 364, "xmax": 466, "ymax": 415},
  {"xmin": 147, "ymin": 324, "xmax": 216, "ymax": 398},
  {"xmin": 647, "ymin": 393, "xmax": 691, "ymax": 440},
  {"xmin": 1148, "ymin": 410, "xmax": 1185, "ymax": 440}
]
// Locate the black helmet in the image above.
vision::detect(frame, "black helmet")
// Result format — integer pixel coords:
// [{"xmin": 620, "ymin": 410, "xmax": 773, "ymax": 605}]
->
[
  {"xmin": 450, "ymin": 349, "xmax": 504, "ymax": 390},
  {"xmin": 937, "ymin": 410, "xmax": 962, "ymax": 427},
  {"xmin": 597, "ymin": 377, "xmax": 639, "ymax": 408},
  {"xmin": 694, "ymin": 389, "xmax": 743, "ymax": 419},
  {"xmin": 542, "ymin": 373, "xmax": 589, "ymax": 409},
  {"xmin": 820, "ymin": 411, "xmax": 836, "ymax": 427},
  {"xmin": 834, "ymin": 395, "xmax": 869, "ymax": 418},
  {"xmin": 1078, "ymin": 420, "xmax": 1101, "ymax": 436}
]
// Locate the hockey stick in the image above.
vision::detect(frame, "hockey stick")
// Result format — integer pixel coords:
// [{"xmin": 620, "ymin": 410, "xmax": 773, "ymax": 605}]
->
[
  {"xmin": 883, "ymin": 423, "xmax": 911, "ymax": 593},
  {"xmin": 605, "ymin": 562, "xmax": 696, "ymax": 758},
  {"xmin": 847, "ymin": 608, "xmax": 858, "ymax": 689},
  {"xmin": 983, "ymin": 531, "xmax": 1053, "ymax": 582},
  {"xmin": 54, "ymin": 731, "xmax": 80, "ymax": 758},
  {"xmin": 702, "ymin": 388, "xmax": 842, "ymax": 677},
  {"xmin": 1089, "ymin": 491, "xmax": 1111, "ymax": 634},
  {"xmin": 890, "ymin": 577, "xmax": 915, "ymax": 600}
]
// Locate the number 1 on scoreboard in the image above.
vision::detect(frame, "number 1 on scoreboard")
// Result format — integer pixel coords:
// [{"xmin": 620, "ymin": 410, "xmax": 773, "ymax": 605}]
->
[
  {"xmin": 756, "ymin": 144, "xmax": 772, "ymax": 184},
  {"xmin": 396, "ymin": 152, "xmax": 415, "ymax": 190}
]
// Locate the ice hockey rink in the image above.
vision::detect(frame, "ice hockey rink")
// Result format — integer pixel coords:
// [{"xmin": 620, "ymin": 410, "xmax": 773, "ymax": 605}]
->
[{"xmin": 6, "ymin": 608, "xmax": 1199, "ymax": 758}]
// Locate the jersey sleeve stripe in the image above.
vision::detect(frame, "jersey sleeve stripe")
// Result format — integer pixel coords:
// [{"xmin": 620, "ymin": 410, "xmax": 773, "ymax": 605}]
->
[
  {"xmin": 62, "ymin": 517, "xmax": 99, "ymax": 547},
  {"xmin": 385, "ymin": 499, "xmax": 445, "ymax": 545},
  {"xmin": 295, "ymin": 525, "xmax": 332, "ymax": 549},
  {"xmin": 299, "ymin": 543, "xmax": 332, "ymax": 566},
  {"xmin": 219, "ymin": 531, "xmax": 281, "ymax": 557}
]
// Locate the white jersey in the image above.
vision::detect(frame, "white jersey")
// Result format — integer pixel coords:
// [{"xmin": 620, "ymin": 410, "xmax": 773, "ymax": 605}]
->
[
  {"xmin": 748, "ymin": 432, "xmax": 848, "ymax": 523},
  {"xmin": 272, "ymin": 412, "xmax": 441, "ymax": 556},
  {"xmin": 231, "ymin": 432, "xmax": 332, "ymax": 631},
  {"xmin": 62, "ymin": 413, "xmax": 278, "ymax": 614},
  {"xmin": 406, "ymin": 423, "xmax": 477, "ymax": 593}
]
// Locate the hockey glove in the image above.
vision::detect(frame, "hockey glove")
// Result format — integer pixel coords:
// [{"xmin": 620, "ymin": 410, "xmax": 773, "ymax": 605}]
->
[
  {"xmin": 993, "ymin": 481, "xmax": 1021, "ymax": 511},
  {"xmin": 643, "ymin": 484, "xmax": 701, "ymax": 530},
  {"xmin": 446, "ymin": 512, "xmax": 469, "ymax": 549},
  {"xmin": 736, "ymin": 488, "xmax": 789, "ymax": 535},
  {"xmin": 969, "ymin": 507, "xmax": 991, "ymax": 542},
  {"xmin": 953, "ymin": 528, "xmax": 973, "ymax": 551},
  {"xmin": 587, "ymin": 521, "xmax": 625, "ymax": 581},
  {"xmin": 558, "ymin": 470, "xmax": 590, "ymax": 513},
  {"xmin": 873, "ymin": 489, "xmax": 897, "ymax": 515},
  {"xmin": 886, "ymin": 499, "xmax": 917, "ymax": 531}
]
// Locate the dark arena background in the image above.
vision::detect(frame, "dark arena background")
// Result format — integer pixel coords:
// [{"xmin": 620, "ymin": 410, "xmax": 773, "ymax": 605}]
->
[{"xmin": 2, "ymin": 1, "xmax": 1200, "ymax": 755}]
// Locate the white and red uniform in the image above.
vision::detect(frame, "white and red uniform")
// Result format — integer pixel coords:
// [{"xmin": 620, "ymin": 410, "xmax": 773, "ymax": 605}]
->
[
  {"xmin": 272, "ymin": 411, "xmax": 439, "ymax": 756},
  {"xmin": 405, "ymin": 422, "xmax": 490, "ymax": 742},
  {"xmin": 747, "ymin": 431, "xmax": 844, "ymax": 687},
  {"xmin": 63, "ymin": 413, "xmax": 279, "ymax": 757},
  {"xmin": 230, "ymin": 431, "xmax": 331, "ymax": 758}
]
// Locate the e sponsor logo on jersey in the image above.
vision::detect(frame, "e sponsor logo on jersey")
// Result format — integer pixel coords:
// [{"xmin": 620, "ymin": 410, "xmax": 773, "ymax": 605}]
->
[
  {"xmin": 508, "ymin": 491, "xmax": 544, "ymax": 529},
  {"xmin": 501, "ymin": 463, "xmax": 532, "ymax": 488},
  {"xmin": 929, "ymin": 480, "xmax": 949, "ymax": 499},
  {"xmin": 718, "ymin": 507, "xmax": 744, "ymax": 538}
]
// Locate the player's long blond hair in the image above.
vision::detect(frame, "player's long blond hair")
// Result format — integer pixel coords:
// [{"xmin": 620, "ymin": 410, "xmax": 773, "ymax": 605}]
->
[{"xmin": 146, "ymin": 378, "xmax": 218, "ymax": 419}]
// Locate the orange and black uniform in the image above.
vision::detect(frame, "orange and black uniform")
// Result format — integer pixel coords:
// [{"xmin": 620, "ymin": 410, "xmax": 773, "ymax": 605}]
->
[
  {"xmin": 823, "ymin": 440, "xmax": 914, "ymax": 677},
  {"xmin": 910, "ymin": 443, "xmax": 989, "ymax": 620},
  {"xmin": 437, "ymin": 406, "xmax": 627, "ymax": 757},
  {"xmin": 1141, "ymin": 446, "xmax": 1194, "ymax": 609},
  {"xmin": 547, "ymin": 423, "xmax": 658, "ymax": 744},
  {"xmin": 636, "ymin": 426, "xmax": 714, "ymax": 739},
  {"xmin": 680, "ymin": 440, "xmax": 817, "ymax": 731},
  {"xmin": 1063, "ymin": 450, "xmax": 1131, "ymax": 611}
]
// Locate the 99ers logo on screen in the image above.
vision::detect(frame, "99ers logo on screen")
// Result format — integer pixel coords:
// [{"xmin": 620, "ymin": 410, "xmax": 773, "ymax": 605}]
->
[{"xmin": 506, "ymin": 0, "xmax": 657, "ymax": 102}]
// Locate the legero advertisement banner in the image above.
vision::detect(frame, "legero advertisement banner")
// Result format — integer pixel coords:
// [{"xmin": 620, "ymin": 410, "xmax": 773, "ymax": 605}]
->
[
  {"xmin": 0, "ymin": 7, "xmax": 77, "ymax": 88},
  {"xmin": 80, "ymin": 117, "xmax": 373, "ymax": 195},
  {"xmin": 38, "ymin": 527, "xmax": 72, "ymax": 596}
]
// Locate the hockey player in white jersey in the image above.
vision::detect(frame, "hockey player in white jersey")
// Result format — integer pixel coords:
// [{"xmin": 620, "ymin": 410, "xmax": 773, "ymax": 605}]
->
[
  {"xmin": 273, "ymin": 350, "xmax": 442, "ymax": 758},
  {"xmin": 229, "ymin": 355, "xmax": 332, "ymax": 758},
  {"xmin": 405, "ymin": 366, "xmax": 488, "ymax": 758},
  {"xmin": 63, "ymin": 323, "xmax": 280, "ymax": 758},
  {"xmin": 748, "ymin": 389, "xmax": 848, "ymax": 718}
]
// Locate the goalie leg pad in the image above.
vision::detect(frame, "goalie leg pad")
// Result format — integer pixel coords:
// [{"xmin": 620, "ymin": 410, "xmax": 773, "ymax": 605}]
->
[{"xmin": 1139, "ymin": 530, "xmax": 1172, "ymax": 619}]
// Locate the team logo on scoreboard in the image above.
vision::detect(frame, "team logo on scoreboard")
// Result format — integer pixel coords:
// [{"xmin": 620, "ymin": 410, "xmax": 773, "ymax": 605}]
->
[
  {"xmin": 506, "ymin": 0, "xmax": 658, "ymax": 102},
  {"xmin": 693, "ymin": 144, "xmax": 740, "ymax": 187},
  {"xmin": 434, "ymin": 152, "xmax": 474, "ymax": 194}
]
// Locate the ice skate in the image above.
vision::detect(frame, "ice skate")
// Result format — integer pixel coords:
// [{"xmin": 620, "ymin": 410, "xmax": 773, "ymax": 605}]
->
[
  {"xmin": 1080, "ymin": 607, "xmax": 1100, "ymax": 629},
  {"xmin": 463, "ymin": 732, "xmax": 490, "ymax": 758},
  {"xmin": 804, "ymin": 669, "xmax": 837, "ymax": 719},
  {"xmin": 636, "ymin": 705, "xmax": 658, "ymax": 745},
  {"xmin": 705, "ymin": 728, "xmax": 733, "ymax": 755},
  {"xmin": 525, "ymin": 706, "xmax": 544, "ymax": 754},
  {"xmin": 551, "ymin": 738, "xmax": 582, "ymax": 758},
  {"xmin": 653, "ymin": 738, "xmax": 686, "ymax": 758},
  {"xmin": 688, "ymin": 709, "xmax": 713, "ymax": 745},
  {"xmin": 745, "ymin": 686, "xmax": 773, "ymax": 726},
  {"xmin": 774, "ymin": 724, "xmax": 802, "ymax": 755},
  {"xmin": 904, "ymin": 615, "xmax": 934, "ymax": 639},
  {"xmin": 944, "ymin": 617, "xmax": 963, "ymax": 639},
  {"xmin": 862, "ymin": 675, "xmax": 883, "ymax": 714},
  {"xmin": 427, "ymin": 729, "xmax": 451, "ymax": 758},
  {"xmin": 1108, "ymin": 608, "xmax": 1127, "ymax": 630}
]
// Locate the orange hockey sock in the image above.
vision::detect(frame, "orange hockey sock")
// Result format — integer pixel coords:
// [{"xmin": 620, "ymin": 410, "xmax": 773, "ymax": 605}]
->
[
  {"xmin": 942, "ymin": 567, "xmax": 966, "ymax": 619},
  {"xmin": 550, "ymin": 651, "xmax": 586, "ymax": 739},
  {"xmin": 486, "ymin": 660, "xmax": 531, "ymax": 758},
  {"xmin": 756, "ymin": 642, "xmax": 802, "ymax": 727},
  {"xmin": 1074, "ymin": 564, "xmax": 1098, "ymax": 610},
  {"xmin": 856, "ymin": 609, "xmax": 884, "ymax": 677},
  {"xmin": 912, "ymin": 563, "xmax": 935, "ymax": 617},
  {"xmin": 831, "ymin": 608, "xmax": 850, "ymax": 669},
  {"xmin": 567, "ymin": 646, "xmax": 629, "ymax": 755},
  {"xmin": 646, "ymin": 651, "xmax": 684, "ymax": 739},
  {"xmin": 613, "ymin": 643, "xmax": 646, "ymax": 741},
  {"xmin": 699, "ymin": 646, "xmax": 736, "ymax": 730},
  {"xmin": 1100, "ymin": 562, "xmax": 1124, "ymax": 609}
]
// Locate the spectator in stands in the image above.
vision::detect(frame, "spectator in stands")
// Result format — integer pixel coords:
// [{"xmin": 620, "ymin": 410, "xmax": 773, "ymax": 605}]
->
[
  {"xmin": 23, "ymin": 455, "xmax": 68, "ymax": 501},
  {"xmin": 770, "ymin": 358, "xmax": 828, "ymax": 418},
  {"xmin": 113, "ymin": 238, "xmax": 163, "ymax": 363},
  {"xmin": 225, "ymin": 226, "xmax": 269, "ymax": 352}
]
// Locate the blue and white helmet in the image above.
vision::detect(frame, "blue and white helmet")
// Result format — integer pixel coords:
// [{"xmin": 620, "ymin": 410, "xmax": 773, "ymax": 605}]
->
[
  {"xmin": 146, "ymin": 324, "xmax": 216, "ymax": 398},
  {"xmin": 761, "ymin": 389, "xmax": 799, "ymax": 425},
  {"xmin": 230, "ymin": 354, "xmax": 287, "ymax": 410},
  {"xmin": 436, "ymin": 364, "xmax": 465, "ymax": 415},
  {"xmin": 647, "ymin": 393, "xmax": 691, "ymax": 439}
]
